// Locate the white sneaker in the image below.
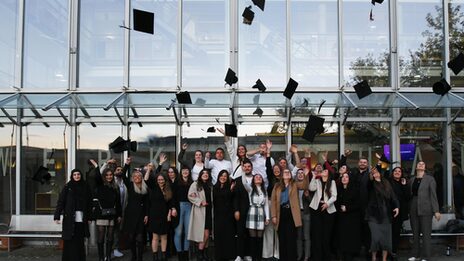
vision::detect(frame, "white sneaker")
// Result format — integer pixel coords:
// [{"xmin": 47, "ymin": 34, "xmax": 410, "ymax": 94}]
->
[
  {"xmin": 113, "ymin": 249, "xmax": 124, "ymax": 257},
  {"xmin": 234, "ymin": 256, "xmax": 243, "ymax": 261},
  {"xmin": 244, "ymin": 256, "xmax": 252, "ymax": 261},
  {"xmin": 408, "ymin": 257, "xmax": 418, "ymax": 261}
]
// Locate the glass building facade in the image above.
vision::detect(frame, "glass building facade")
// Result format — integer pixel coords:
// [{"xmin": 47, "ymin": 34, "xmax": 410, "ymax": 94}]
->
[{"xmin": 0, "ymin": 0, "xmax": 464, "ymax": 226}]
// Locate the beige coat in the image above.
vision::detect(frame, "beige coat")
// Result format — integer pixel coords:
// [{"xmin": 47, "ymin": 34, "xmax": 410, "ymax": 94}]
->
[
  {"xmin": 187, "ymin": 181, "xmax": 212, "ymax": 242},
  {"xmin": 270, "ymin": 176, "xmax": 308, "ymax": 230}
]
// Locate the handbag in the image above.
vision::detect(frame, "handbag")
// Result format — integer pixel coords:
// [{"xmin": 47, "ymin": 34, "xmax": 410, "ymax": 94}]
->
[{"xmin": 94, "ymin": 198, "xmax": 117, "ymax": 218}]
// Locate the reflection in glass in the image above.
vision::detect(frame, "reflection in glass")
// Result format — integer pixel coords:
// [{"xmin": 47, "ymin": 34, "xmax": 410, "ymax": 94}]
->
[
  {"xmin": 182, "ymin": 0, "xmax": 228, "ymax": 88},
  {"xmin": 398, "ymin": 0, "xmax": 443, "ymax": 87},
  {"xmin": 451, "ymin": 122, "xmax": 464, "ymax": 217},
  {"xmin": 0, "ymin": 126, "xmax": 16, "ymax": 221},
  {"xmin": 131, "ymin": 1, "xmax": 178, "ymax": 88},
  {"xmin": 79, "ymin": 0, "xmax": 124, "ymax": 88},
  {"xmin": 449, "ymin": 1, "xmax": 464, "ymax": 87},
  {"xmin": 239, "ymin": 0, "xmax": 286, "ymax": 88},
  {"xmin": 0, "ymin": 1, "xmax": 17, "ymax": 89},
  {"xmin": 291, "ymin": 0, "xmax": 338, "ymax": 87},
  {"xmin": 343, "ymin": 0, "xmax": 390, "ymax": 87},
  {"xmin": 23, "ymin": 0, "xmax": 69, "ymax": 89},
  {"xmin": 21, "ymin": 125, "xmax": 67, "ymax": 214}
]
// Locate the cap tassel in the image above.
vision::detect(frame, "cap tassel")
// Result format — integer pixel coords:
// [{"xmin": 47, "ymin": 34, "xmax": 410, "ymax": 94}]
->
[{"xmin": 370, "ymin": 7, "xmax": 374, "ymax": 21}]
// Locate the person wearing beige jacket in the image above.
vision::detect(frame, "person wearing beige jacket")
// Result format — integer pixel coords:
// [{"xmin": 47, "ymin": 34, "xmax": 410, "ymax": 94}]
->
[
  {"xmin": 309, "ymin": 168, "xmax": 337, "ymax": 261},
  {"xmin": 271, "ymin": 168, "xmax": 309, "ymax": 261}
]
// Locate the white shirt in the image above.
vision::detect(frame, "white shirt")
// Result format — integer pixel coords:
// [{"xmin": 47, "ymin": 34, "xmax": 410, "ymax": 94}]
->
[
  {"xmin": 191, "ymin": 163, "xmax": 204, "ymax": 181},
  {"xmin": 204, "ymin": 158, "xmax": 232, "ymax": 184},
  {"xmin": 249, "ymin": 153, "xmax": 274, "ymax": 188}
]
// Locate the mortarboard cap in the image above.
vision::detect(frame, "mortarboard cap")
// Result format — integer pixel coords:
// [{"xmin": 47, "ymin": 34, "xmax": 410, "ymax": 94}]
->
[
  {"xmin": 253, "ymin": 107, "xmax": 263, "ymax": 117},
  {"xmin": 353, "ymin": 80, "xmax": 372, "ymax": 99},
  {"xmin": 371, "ymin": 0, "xmax": 384, "ymax": 4},
  {"xmin": 302, "ymin": 115, "xmax": 325, "ymax": 142},
  {"xmin": 448, "ymin": 52, "xmax": 464, "ymax": 75},
  {"xmin": 133, "ymin": 9, "xmax": 154, "ymax": 34},
  {"xmin": 225, "ymin": 68, "xmax": 238, "ymax": 86},
  {"xmin": 283, "ymin": 78, "xmax": 299, "ymax": 99},
  {"xmin": 252, "ymin": 79, "xmax": 266, "ymax": 92},
  {"xmin": 225, "ymin": 124, "xmax": 238, "ymax": 137},
  {"xmin": 242, "ymin": 6, "xmax": 255, "ymax": 25},
  {"xmin": 252, "ymin": 0, "xmax": 266, "ymax": 11},
  {"xmin": 207, "ymin": 127, "xmax": 216, "ymax": 133},
  {"xmin": 379, "ymin": 153, "xmax": 392, "ymax": 164},
  {"xmin": 195, "ymin": 98, "xmax": 206, "ymax": 106},
  {"xmin": 432, "ymin": 78, "xmax": 451, "ymax": 96},
  {"xmin": 32, "ymin": 166, "xmax": 52, "ymax": 184},
  {"xmin": 176, "ymin": 91, "xmax": 192, "ymax": 104},
  {"xmin": 109, "ymin": 136, "xmax": 138, "ymax": 154}
]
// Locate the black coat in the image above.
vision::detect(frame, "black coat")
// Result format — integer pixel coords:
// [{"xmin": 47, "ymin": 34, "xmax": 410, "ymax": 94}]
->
[
  {"xmin": 122, "ymin": 165, "xmax": 148, "ymax": 234},
  {"xmin": 54, "ymin": 182, "xmax": 92, "ymax": 240},
  {"xmin": 335, "ymin": 184, "xmax": 362, "ymax": 254},
  {"xmin": 93, "ymin": 168, "xmax": 122, "ymax": 220},
  {"xmin": 366, "ymin": 179, "xmax": 399, "ymax": 224},
  {"xmin": 389, "ymin": 178, "xmax": 410, "ymax": 222},
  {"xmin": 213, "ymin": 184, "xmax": 237, "ymax": 260},
  {"xmin": 350, "ymin": 168, "xmax": 369, "ymax": 209},
  {"xmin": 146, "ymin": 178, "xmax": 175, "ymax": 234},
  {"xmin": 233, "ymin": 178, "xmax": 250, "ymax": 224}
]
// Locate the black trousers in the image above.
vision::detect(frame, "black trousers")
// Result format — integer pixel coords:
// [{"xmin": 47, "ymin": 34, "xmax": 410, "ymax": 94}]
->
[
  {"xmin": 311, "ymin": 208, "xmax": 335, "ymax": 261},
  {"xmin": 278, "ymin": 207, "xmax": 297, "ymax": 261},
  {"xmin": 391, "ymin": 216, "xmax": 402, "ymax": 254},
  {"xmin": 62, "ymin": 222, "xmax": 86, "ymax": 261},
  {"xmin": 236, "ymin": 219, "xmax": 250, "ymax": 257}
]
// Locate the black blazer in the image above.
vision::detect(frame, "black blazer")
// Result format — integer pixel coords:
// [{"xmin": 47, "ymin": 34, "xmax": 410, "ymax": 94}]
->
[
  {"xmin": 233, "ymin": 178, "xmax": 250, "ymax": 223},
  {"xmin": 94, "ymin": 168, "xmax": 122, "ymax": 220},
  {"xmin": 121, "ymin": 164, "xmax": 148, "ymax": 234}
]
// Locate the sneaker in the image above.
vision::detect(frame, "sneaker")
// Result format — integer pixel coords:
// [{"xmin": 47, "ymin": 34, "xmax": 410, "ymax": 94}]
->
[
  {"xmin": 408, "ymin": 258, "xmax": 418, "ymax": 261},
  {"xmin": 113, "ymin": 249, "xmax": 124, "ymax": 257},
  {"xmin": 244, "ymin": 256, "xmax": 252, "ymax": 261},
  {"xmin": 234, "ymin": 256, "xmax": 243, "ymax": 261}
]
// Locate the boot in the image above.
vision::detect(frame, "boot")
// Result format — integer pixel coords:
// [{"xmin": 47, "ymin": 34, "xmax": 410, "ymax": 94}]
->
[
  {"xmin": 250, "ymin": 237, "xmax": 257, "ymax": 261},
  {"xmin": 183, "ymin": 251, "xmax": 190, "ymax": 261},
  {"xmin": 256, "ymin": 237, "xmax": 263, "ymax": 261},
  {"xmin": 136, "ymin": 241, "xmax": 144, "ymax": 261},
  {"xmin": 98, "ymin": 243, "xmax": 105, "ymax": 261},
  {"xmin": 160, "ymin": 251, "xmax": 167, "ymax": 261},
  {"xmin": 152, "ymin": 252, "xmax": 159, "ymax": 261},
  {"xmin": 202, "ymin": 248, "xmax": 210, "ymax": 261},
  {"xmin": 131, "ymin": 242, "xmax": 137, "ymax": 261},
  {"xmin": 197, "ymin": 249, "xmax": 203, "ymax": 261},
  {"xmin": 106, "ymin": 241, "xmax": 113, "ymax": 261}
]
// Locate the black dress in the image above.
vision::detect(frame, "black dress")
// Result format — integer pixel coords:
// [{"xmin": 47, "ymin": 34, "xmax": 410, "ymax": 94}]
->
[
  {"xmin": 335, "ymin": 184, "xmax": 361, "ymax": 259},
  {"xmin": 94, "ymin": 168, "xmax": 122, "ymax": 221},
  {"xmin": 121, "ymin": 168, "xmax": 148, "ymax": 235},
  {"xmin": 204, "ymin": 185, "xmax": 213, "ymax": 230},
  {"xmin": 146, "ymin": 184, "xmax": 174, "ymax": 235},
  {"xmin": 213, "ymin": 184, "xmax": 236, "ymax": 260}
]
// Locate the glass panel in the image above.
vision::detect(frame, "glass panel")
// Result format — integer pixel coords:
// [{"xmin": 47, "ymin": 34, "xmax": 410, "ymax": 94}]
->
[
  {"xmin": 291, "ymin": 0, "xmax": 338, "ymax": 87},
  {"xmin": 130, "ymin": 0, "xmax": 178, "ymax": 88},
  {"xmin": 239, "ymin": 0, "xmax": 286, "ymax": 88},
  {"xmin": 400, "ymin": 122, "xmax": 446, "ymax": 209},
  {"xmin": 343, "ymin": 0, "xmax": 390, "ymax": 87},
  {"xmin": 0, "ymin": 125, "xmax": 16, "ymax": 223},
  {"xmin": 345, "ymin": 122, "xmax": 391, "ymax": 168},
  {"xmin": 398, "ymin": 0, "xmax": 443, "ymax": 87},
  {"xmin": 0, "ymin": 1, "xmax": 17, "ymax": 90},
  {"xmin": 451, "ymin": 122, "xmax": 464, "ymax": 218},
  {"xmin": 23, "ymin": 0, "xmax": 69, "ymax": 89},
  {"xmin": 449, "ymin": 1, "xmax": 464, "ymax": 87},
  {"xmin": 130, "ymin": 124, "xmax": 176, "ymax": 171},
  {"xmin": 21, "ymin": 125, "xmax": 67, "ymax": 214},
  {"xmin": 79, "ymin": 0, "xmax": 124, "ymax": 88},
  {"xmin": 182, "ymin": 0, "xmax": 228, "ymax": 88}
]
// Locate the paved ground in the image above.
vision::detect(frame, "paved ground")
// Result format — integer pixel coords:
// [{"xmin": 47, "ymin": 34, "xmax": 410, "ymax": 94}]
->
[{"xmin": 0, "ymin": 240, "xmax": 462, "ymax": 260}]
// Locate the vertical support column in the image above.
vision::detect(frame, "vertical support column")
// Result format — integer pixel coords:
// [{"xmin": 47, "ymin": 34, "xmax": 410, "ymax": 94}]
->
[
  {"xmin": 14, "ymin": 0, "xmax": 25, "ymax": 215},
  {"xmin": 177, "ymin": 0, "xmax": 183, "ymax": 88},
  {"xmin": 230, "ymin": 0, "xmax": 238, "ymax": 150},
  {"xmin": 339, "ymin": 120, "xmax": 345, "ymax": 158},
  {"xmin": 285, "ymin": 0, "xmax": 292, "ymax": 152},
  {"xmin": 337, "ymin": 0, "xmax": 344, "ymax": 88},
  {"xmin": 443, "ymin": 0, "xmax": 452, "ymax": 208},
  {"xmin": 391, "ymin": 108, "xmax": 401, "ymax": 168},
  {"xmin": 176, "ymin": 124, "xmax": 182, "ymax": 170},
  {"xmin": 67, "ymin": 112, "xmax": 77, "ymax": 181},
  {"xmin": 123, "ymin": 0, "xmax": 131, "ymax": 89}
]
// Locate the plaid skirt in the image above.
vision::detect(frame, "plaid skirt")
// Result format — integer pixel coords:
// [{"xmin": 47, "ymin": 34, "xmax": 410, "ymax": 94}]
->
[{"xmin": 246, "ymin": 205, "xmax": 265, "ymax": 230}]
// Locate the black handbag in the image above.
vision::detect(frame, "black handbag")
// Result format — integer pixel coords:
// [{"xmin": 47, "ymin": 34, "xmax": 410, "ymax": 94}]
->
[{"xmin": 93, "ymin": 198, "xmax": 116, "ymax": 218}]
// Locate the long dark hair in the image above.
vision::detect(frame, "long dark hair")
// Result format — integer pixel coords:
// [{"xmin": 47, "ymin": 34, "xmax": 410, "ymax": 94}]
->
[
  {"xmin": 322, "ymin": 172, "xmax": 333, "ymax": 199},
  {"xmin": 214, "ymin": 169, "xmax": 230, "ymax": 190},
  {"xmin": 251, "ymin": 174, "xmax": 267, "ymax": 197},
  {"xmin": 371, "ymin": 169, "xmax": 394, "ymax": 199},
  {"xmin": 196, "ymin": 168, "xmax": 211, "ymax": 191},
  {"xmin": 179, "ymin": 165, "xmax": 193, "ymax": 186},
  {"xmin": 157, "ymin": 174, "xmax": 173, "ymax": 201}
]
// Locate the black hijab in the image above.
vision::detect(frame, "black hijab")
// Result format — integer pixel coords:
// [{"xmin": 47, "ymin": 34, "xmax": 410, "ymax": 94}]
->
[{"xmin": 68, "ymin": 168, "xmax": 87, "ymax": 211}]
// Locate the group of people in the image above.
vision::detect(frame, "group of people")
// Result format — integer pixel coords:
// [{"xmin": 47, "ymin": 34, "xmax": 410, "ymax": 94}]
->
[{"xmin": 53, "ymin": 129, "xmax": 442, "ymax": 261}]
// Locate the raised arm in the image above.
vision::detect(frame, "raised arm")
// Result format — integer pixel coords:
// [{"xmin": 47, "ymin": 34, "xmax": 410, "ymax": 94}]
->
[
  {"xmin": 241, "ymin": 172, "xmax": 252, "ymax": 193},
  {"xmin": 178, "ymin": 143, "xmax": 192, "ymax": 169},
  {"xmin": 90, "ymin": 159, "xmax": 103, "ymax": 187}
]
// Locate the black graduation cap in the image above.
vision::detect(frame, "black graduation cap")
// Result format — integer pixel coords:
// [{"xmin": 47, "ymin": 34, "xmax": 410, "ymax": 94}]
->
[
  {"xmin": 195, "ymin": 98, "xmax": 206, "ymax": 106},
  {"xmin": 353, "ymin": 80, "xmax": 372, "ymax": 99},
  {"xmin": 252, "ymin": 79, "xmax": 266, "ymax": 92},
  {"xmin": 253, "ymin": 107, "xmax": 263, "ymax": 117},
  {"xmin": 371, "ymin": 0, "xmax": 384, "ymax": 4},
  {"xmin": 207, "ymin": 127, "xmax": 216, "ymax": 133},
  {"xmin": 448, "ymin": 52, "xmax": 464, "ymax": 75},
  {"xmin": 176, "ymin": 91, "xmax": 192, "ymax": 104},
  {"xmin": 302, "ymin": 115, "xmax": 325, "ymax": 142},
  {"xmin": 109, "ymin": 136, "xmax": 138, "ymax": 154},
  {"xmin": 225, "ymin": 124, "xmax": 238, "ymax": 137},
  {"xmin": 133, "ymin": 9, "xmax": 154, "ymax": 34},
  {"xmin": 32, "ymin": 166, "xmax": 52, "ymax": 184},
  {"xmin": 252, "ymin": 0, "xmax": 266, "ymax": 11},
  {"xmin": 432, "ymin": 78, "xmax": 451, "ymax": 96},
  {"xmin": 253, "ymin": 95, "xmax": 260, "ymax": 105},
  {"xmin": 242, "ymin": 6, "xmax": 254, "ymax": 25},
  {"xmin": 225, "ymin": 68, "xmax": 238, "ymax": 86},
  {"xmin": 379, "ymin": 153, "xmax": 392, "ymax": 164},
  {"xmin": 283, "ymin": 78, "xmax": 298, "ymax": 99}
]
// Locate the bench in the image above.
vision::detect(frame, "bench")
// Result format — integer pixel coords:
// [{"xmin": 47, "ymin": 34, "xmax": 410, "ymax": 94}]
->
[
  {"xmin": 0, "ymin": 215, "xmax": 61, "ymax": 252},
  {"xmin": 400, "ymin": 213, "xmax": 464, "ymax": 251}
]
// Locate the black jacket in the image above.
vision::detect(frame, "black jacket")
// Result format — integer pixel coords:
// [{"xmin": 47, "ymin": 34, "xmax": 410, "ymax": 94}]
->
[
  {"xmin": 233, "ymin": 178, "xmax": 250, "ymax": 224},
  {"xmin": 121, "ymin": 164, "xmax": 148, "ymax": 234},
  {"xmin": 389, "ymin": 178, "xmax": 410, "ymax": 221},
  {"xmin": 366, "ymin": 179, "xmax": 399, "ymax": 224},
  {"xmin": 94, "ymin": 168, "xmax": 122, "ymax": 220},
  {"xmin": 54, "ymin": 181, "xmax": 92, "ymax": 240}
]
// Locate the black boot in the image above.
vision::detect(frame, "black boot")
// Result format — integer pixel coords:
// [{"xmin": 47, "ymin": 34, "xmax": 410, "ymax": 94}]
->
[
  {"xmin": 256, "ymin": 237, "xmax": 263, "ymax": 261},
  {"xmin": 98, "ymin": 243, "xmax": 105, "ymax": 261},
  {"xmin": 131, "ymin": 242, "xmax": 137, "ymax": 261},
  {"xmin": 250, "ymin": 237, "xmax": 257, "ymax": 261},
  {"xmin": 183, "ymin": 251, "xmax": 190, "ymax": 261},
  {"xmin": 196, "ymin": 249, "xmax": 203, "ymax": 261},
  {"xmin": 152, "ymin": 252, "xmax": 159, "ymax": 261},
  {"xmin": 160, "ymin": 251, "xmax": 167, "ymax": 261},
  {"xmin": 202, "ymin": 248, "xmax": 210, "ymax": 261},
  {"xmin": 136, "ymin": 242, "xmax": 144, "ymax": 261},
  {"xmin": 106, "ymin": 241, "xmax": 113, "ymax": 261}
]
